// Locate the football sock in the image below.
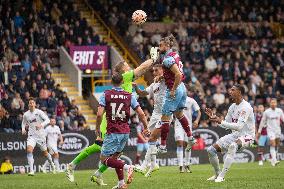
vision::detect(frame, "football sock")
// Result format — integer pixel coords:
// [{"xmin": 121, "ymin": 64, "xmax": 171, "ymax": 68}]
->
[
  {"xmin": 177, "ymin": 146, "xmax": 184, "ymax": 167},
  {"xmin": 27, "ymin": 153, "xmax": 34, "ymax": 172},
  {"xmin": 184, "ymin": 149, "xmax": 191, "ymax": 166}
]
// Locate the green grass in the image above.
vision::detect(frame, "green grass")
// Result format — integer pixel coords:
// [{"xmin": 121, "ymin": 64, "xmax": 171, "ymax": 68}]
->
[{"xmin": 1, "ymin": 163, "xmax": 284, "ymax": 189}]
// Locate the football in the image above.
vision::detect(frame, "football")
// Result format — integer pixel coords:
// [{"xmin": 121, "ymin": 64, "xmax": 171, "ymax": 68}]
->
[{"xmin": 132, "ymin": 10, "xmax": 147, "ymax": 25}]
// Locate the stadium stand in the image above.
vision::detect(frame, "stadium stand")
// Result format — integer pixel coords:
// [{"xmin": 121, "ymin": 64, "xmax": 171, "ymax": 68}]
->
[
  {"xmin": 90, "ymin": 0, "xmax": 284, "ymax": 127},
  {"xmin": 0, "ymin": 0, "xmax": 107, "ymax": 132}
]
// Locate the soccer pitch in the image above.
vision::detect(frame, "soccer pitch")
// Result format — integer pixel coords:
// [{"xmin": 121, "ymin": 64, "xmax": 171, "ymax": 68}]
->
[{"xmin": 1, "ymin": 163, "xmax": 284, "ymax": 189}]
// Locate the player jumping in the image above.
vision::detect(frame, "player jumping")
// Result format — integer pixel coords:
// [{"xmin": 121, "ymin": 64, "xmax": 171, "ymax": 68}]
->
[
  {"xmin": 146, "ymin": 34, "xmax": 194, "ymax": 157},
  {"xmin": 66, "ymin": 48, "xmax": 159, "ymax": 183},
  {"xmin": 133, "ymin": 64, "xmax": 166, "ymax": 176},
  {"xmin": 22, "ymin": 98, "xmax": 56, "ymax": 176},
  {"xmin": 205, "ymin": 84, "xmax": 255, "ymax": 182},
  {"xmin": 257, "ymin": 98, "xmax": 284, "ymax": 166},
  {"xmin": 96, "ymin": 73, "xmax": 149, "ymax": 189}
]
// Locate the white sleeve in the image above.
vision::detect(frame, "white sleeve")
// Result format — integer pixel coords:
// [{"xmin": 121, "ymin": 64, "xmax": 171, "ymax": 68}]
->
[
  {"xmin": 280, "ymin": 109, "xmax": 284, "ymax": 122},
  {"xmin": 21, "ymin": 114, "xmax": 28, "ymax": 131},
  {"xmin": 38, "ymin": 110, "xmax": 50, "ymax": 127},
  {"xmin": 225, "ymin": 105, "xmax": 233, "ymax": 122},
  {"xmin": 258, "ymin": 111, "xmax": 267, "ymax": 133},
  {"xmin": 146, "ymin": 84, "xmax": 154, "ymax": 98},
  {"xmin": 221, "ymin": 108, "xmax": 250, "ymax": 131},
  {"xmin": 192, "ymin": 99, "xmax": 200, "ymax": 111}
]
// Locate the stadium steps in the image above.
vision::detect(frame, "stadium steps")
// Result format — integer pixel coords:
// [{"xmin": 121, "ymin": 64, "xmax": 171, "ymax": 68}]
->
[{"xmin": 52, "ymin": 72, "xmax": 96, "ymax": 128}]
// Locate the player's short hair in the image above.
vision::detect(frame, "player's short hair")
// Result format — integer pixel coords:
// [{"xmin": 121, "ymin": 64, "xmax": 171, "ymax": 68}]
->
[
  {"xmin": 111, "ymin": 72, "xmax": 123, "ymax": 85},
  {"xmin": 160, "ymin": 34, "xmax": 179, "ymax": 52},
  {"xmin": 233, "ymin": 84, "xmax": 245, "ymax": 95},
  {"xmin": 113, "ymin": 61, "xmax": 126, "ymax": 74},
  {"xmin": 153, "ymin": 64, "xmax": 162, "ymax": 68},
  {"xmin": 28, "ymin": 97, "xmax": 35, "ymax": 102}
]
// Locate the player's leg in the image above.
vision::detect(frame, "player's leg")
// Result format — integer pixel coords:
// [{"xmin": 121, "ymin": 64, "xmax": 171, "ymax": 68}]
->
[
  {"xmin": 184, "ymin": 141, "xmax": 192, "ymax": 173},
  {"xmin": 206, "ymin": 144, "xmax": 221, "ymax": 181},
  {"xmin": 26, "ymin": 138, "xmax": 35, "ymax": 176},
  {"xmin": 174, "ymin": 122, "xmax": 185, "ymax": 173},
  {"xmin": 135, "ymin": 143, "xmax": 144, "ymax": 165},
  {"xmin": 101, "ymin": 134, "xmax": 134, "ymax": 188},
  {"xmin": 269, "ymin": 133, "xmax": 277, "ymax": 166},
  {"xmin": 66, "ymin": 143, "xmax": 102, "ymax": 182},
  {"xmin": 144, "ymin": 128, "xmax": 160, "ymax": 177},
  {"xmin": 275, "ymin": 137, "xmax": 281, "ymax": 164},
  {"xmin": 70, "ymin": 143, "xmax": 102, "ymax": 169},
  {"xmin": 174, "ymin": 83, "xmax": 193, "ymax": 140},
  {"xmin": 159, "ymin": 87, "xmax": 182, "ymax": 151},
  {"xmin": 53, "ymin": 152, "xmax": 60, "ymax": 172},
  {"xmin": 216, "ymin": 135, "xmax": 254, "ymax": 182},
  {"xmin": 137, "ymin": 116, "xmax": 158, "ymax": 172},
  {"xmin": 41, "ymin": 141, "xmax": 56, "ymax": 174},
  {"xmin": 257, "ymin": 135, "xmax": 266, "ymax": 166}
]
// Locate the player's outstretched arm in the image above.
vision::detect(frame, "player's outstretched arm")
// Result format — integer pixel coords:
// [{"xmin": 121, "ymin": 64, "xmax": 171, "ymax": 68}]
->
[
  {"xmin": 133, "ymin": 83, "xmax": 149, "ymax": 97},
  {"xmin": 133, "ymin": 47, "xmax": 159, "ymax": 80},
  {"xmin": 135, "ymin": 106, "xmax": 150, "ymax": 135},
  {"xmin": 193, "ymin": 109, "xmax": 202, "ymax": 128}
]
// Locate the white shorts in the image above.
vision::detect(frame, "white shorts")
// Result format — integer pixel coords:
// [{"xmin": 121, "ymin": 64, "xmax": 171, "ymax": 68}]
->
[
  {"xmin": 174, "ymin": 121, "xmax": 191, "ymax": 142},
  {"xmin": 267, "ymin": 130, "xmax": 281, "ymax": 140},
  {"xmin": 47, "ymin": 143, "xmax": 58, "ymax": 154},
  {"xmin": 148, "ymin": 112, "xmax": 162, "ymax": 131},
  {"xmin": 27, "ymin": 136, "xmax": 47, "ymax": 151},
  {"xmin": 216, "ymin": 133, "xmax": 254, "ymax": 153}
]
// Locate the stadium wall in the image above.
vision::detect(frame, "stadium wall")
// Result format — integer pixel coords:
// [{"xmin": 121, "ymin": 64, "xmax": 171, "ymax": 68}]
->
[{"xmin": 0, "ymin": 128, "xmax": 283, "ymax": 173}]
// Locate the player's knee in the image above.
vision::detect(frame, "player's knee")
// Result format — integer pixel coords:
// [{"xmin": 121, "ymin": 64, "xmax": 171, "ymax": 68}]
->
[
  {"xmin": 228, "ymin": 143, "xmax": 238, "ymax": 155},
  {"xmin": 207, "ymin": 145, "xmax": 218, "ymax": 157}
]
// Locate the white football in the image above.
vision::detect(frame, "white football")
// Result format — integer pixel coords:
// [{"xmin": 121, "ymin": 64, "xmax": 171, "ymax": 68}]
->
[{"xmin": 132, "ymin": 10, "xmax": 147, "ymax": 25}]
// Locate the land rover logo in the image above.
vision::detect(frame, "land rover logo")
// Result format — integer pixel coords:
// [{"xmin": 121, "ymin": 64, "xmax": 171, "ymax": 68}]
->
[
  {"xmin": 193, "ymin": 129, "xmax": 219, "ymax": 148},
  {"xmin": 58, "ymin": 133, "xmax": 89, "ymax": 155},
  {"xmin": 223, "ymin": 149, "xmax": 255, "ymax": 163}
]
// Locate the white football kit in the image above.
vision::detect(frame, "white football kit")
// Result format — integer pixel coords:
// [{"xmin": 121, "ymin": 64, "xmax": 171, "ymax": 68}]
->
[
  {"xmin": 216, "ymin": 99, "xmax": 255, "ymax": 152},
  {"xmin": 175, "ymin": 97, "xmax": 200, "ymax": 142},
  {"xmin": 145, "ymin": 80, "xmax": 167, "ymax": 131},
  {"xmin": 22, "ymin": 109, "xmax": 50, "ymax": 151},
  {"xmin": 259, "ymin": 108, "xmax": 284, "ymax": 140},
  {"xmin": 45, "ymin": 125, "xmax": 61, "ymax": 154}
]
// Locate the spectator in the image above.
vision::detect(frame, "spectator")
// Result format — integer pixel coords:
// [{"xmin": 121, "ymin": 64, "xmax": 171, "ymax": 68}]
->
[
  {"xmin": 204, "ymin": 54, "xmax": 217, "ymax": 71},
  {"xmin": 213, "ymin": 87, "xmax": 225, "ymax": 106},
  {"xmin": 56, "ymin": 100, "xmax": 66, "ymax": 117},
  {"xmin": 13, "ymin": 11, "xmax": 25, "ymax": 29},
  {"xmin": 1, "ymin": 112, "xmax": 14, "ymax": 133},
  {"xmin": 0, "ymin": 156, "xmax": 13, "ymax": 174}
]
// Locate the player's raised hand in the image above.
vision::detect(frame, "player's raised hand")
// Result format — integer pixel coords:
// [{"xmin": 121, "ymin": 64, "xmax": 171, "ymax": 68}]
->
[
  {"xmin": 205, "ymin": 108, "xmax": 215, "ymax": 118},
  {"xmin": 150, "ymin": 47, "xmax": 159, "ymax": 62}
]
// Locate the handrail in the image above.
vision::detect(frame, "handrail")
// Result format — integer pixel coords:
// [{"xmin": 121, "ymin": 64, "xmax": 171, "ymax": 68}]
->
[
  {"xmin": 83, "ymin": 0, "xmax": 140, "ymax": 68},
  {"xmin": 93, "ymin": 79, "xmax": 112, "ymax": 93}
]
